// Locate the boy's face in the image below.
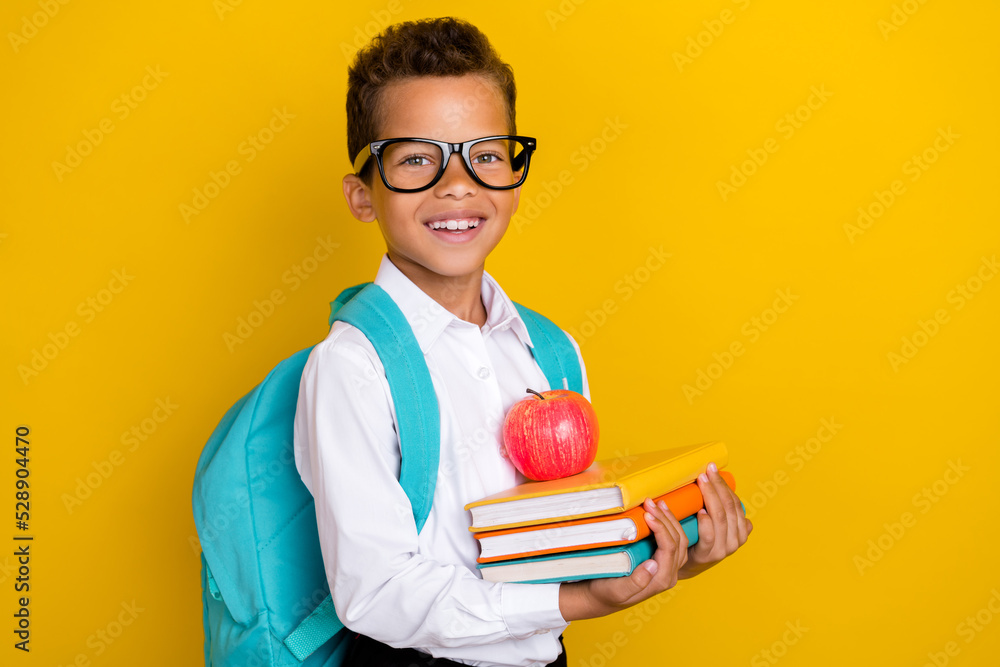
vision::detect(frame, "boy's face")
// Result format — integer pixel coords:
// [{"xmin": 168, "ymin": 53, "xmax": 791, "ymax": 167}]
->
[{"xmin": 343, "ymin": 74, "xmax": 521, "ymax": 289}]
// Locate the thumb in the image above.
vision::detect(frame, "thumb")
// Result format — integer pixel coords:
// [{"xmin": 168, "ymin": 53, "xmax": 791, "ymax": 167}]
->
[{"xmin": 626, "ymin": 559, "xmax": 657, "ymax": 591}]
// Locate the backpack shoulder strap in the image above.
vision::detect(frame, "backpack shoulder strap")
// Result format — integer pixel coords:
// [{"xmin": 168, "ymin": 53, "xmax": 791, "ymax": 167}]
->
[
  {"xmin": 333, "ymin": 283, "xmax": 440, "ymax": 526},
  {"xmin": 285, "ymin": 282, "xmax": 440, "ymax": 661},
  {"xmin": 329, "ymin": 282, "xmax": 369, "ymax": 326},
  {"xmin": 514, "ymin": 303, "xmax": 584, "ymax": 394}
]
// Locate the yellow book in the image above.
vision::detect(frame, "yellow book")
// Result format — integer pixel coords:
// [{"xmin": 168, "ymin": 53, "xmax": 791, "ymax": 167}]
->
[{"xmin": 465, "ymin": 441, "xmax": 728, "ymax": 532}]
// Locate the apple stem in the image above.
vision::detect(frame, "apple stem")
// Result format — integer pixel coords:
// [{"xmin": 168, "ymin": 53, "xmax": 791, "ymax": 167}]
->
[{"xmin": 526, "ymin": 388, "xmax": 545, "ymax": 400}]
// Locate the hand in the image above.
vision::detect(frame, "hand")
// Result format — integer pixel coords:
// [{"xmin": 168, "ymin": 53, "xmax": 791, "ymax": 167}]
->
[
  {"xmin": 678, "ymin": 461, "xmax": 753, "ymax": 579},
  {"xmin": 559, "ymin": 497, "xmax": 688, "ymax": 621}
]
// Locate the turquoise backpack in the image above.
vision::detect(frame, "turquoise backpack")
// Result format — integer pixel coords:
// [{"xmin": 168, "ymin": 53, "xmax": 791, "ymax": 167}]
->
[{"xmin": 192, "ymin": 282, "xmax": 583, "ymax": 667}]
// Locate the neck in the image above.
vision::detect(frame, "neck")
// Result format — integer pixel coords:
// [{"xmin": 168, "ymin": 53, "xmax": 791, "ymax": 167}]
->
[{"xmin": 386, "ymin": 254, "xmax": 488, "ymax": 326}]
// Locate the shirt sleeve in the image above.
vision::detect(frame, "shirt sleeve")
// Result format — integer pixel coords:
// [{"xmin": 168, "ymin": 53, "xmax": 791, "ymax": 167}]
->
[{"xmin": 292, "ymin": 324, "xmax": 568, "ymax": 652}]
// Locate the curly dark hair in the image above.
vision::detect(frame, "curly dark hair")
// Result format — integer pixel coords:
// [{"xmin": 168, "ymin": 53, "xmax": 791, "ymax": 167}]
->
[{"xmin": 346, "ymin": 16, "xmax": 517, "ymax": 183}]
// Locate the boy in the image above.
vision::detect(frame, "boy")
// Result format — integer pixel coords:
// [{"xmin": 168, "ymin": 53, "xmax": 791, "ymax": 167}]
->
[{"xmin": 293, "ymin": 17, "xmax": 751, "ymax": 667}]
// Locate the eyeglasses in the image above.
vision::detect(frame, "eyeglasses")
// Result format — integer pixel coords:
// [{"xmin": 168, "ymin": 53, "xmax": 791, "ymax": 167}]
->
[{"xmin": 352, "ymin": 135, "xmax": 537, "ymax": 193}]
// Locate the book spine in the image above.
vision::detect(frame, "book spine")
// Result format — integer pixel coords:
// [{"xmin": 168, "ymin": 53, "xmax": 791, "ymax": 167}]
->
[{"xmin": 478, "ymin": 516, "xmax": 700, "ymax": 584}]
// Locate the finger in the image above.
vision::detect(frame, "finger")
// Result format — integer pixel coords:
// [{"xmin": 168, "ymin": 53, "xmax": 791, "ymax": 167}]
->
[
  {"xmin": 741, "ymin": 516, "xmax": 753, "ymax": 542},
  {"xmin": 646, "ymin": 498, "xmax": 685, "ymax": 554},
  {"xmin": 698, "ymin": 464, "xmax": 724, "ymax": 516},
  {"xmin": 644, "ymin": 505, "xmax": 679, "ymax": 561},
  {"xmin": 735, "ymin": 500, "xmax": 753, "ymax": 544},
  {"xmin": 708, "ymin": 463, "xmax": 745, "ymax": 551},
  {"xmin": 649, "ymin": 497, "xmax": 684, "ymax": 534},
  {"xmin": 707, "ymin": 463, "xmax": 738, "ymax": 510},
  {"xmin": 706, "ymin": 467, "xmax": 741, "ymax": 552},
  {"xmin": 707, "ymin": 467, "xmax": 748, "ymax": 551},
  {"xmin": 665, "ymin": 505, "xmax": 689, "ymax": 574},
  {"xmin": 693, "ymin": 507, "xmax": 715, "ymax": 555},
  {"xmin": 655, "ymin": 500, "xmax": 689, "ymax": 562},
  {"xmin": 643, "ymin": 500, "xmax": 683, "ymax": 583},
  {"xmin": 646, "ymin": 499, "xmax": 688, "ymax": 584},
  {"xmin": 698, "ymin": 466, "xmax": 729, "ymax": 553}
]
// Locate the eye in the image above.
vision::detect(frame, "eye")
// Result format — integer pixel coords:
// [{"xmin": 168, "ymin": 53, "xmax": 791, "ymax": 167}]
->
[
  {"xmin": 400, "ymin": 154, "xmax": 434, "ymax": 167},
  {"xmin": 471, "ymin": 151, "xmax": 504, "ymax": 165}
]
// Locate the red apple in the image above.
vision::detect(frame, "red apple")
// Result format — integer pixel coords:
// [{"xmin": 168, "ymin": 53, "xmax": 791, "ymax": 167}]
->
[{"xmin": 502, "ymin": 388, "xmax": 600, "ymax": 481}]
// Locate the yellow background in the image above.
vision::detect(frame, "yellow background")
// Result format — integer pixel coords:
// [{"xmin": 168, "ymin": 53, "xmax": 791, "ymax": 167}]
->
[{"xmin": 3, "ymin": 0, "xmax": 999, "ymax": 664}]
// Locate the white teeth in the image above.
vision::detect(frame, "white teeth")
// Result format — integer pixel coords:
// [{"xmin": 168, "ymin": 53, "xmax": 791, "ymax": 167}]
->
[{"xmin": 428, "ymin": 218, "xmax": 481, "ymax": 231}]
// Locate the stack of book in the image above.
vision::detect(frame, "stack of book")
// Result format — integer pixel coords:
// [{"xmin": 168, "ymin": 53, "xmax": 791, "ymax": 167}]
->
[{"xmin": 464, "ymin": 441, "xmax": 736, "ymax": 584}]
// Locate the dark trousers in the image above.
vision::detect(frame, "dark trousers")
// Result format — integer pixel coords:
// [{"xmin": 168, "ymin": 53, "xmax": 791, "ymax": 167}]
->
[{"xmin": 344, "ymin": 633, "xmax": 568, "ymax": 667}]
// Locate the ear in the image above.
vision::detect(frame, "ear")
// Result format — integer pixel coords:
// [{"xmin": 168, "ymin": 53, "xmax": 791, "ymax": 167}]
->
[
  {"xmin": 510, "ymin": 183, "xmax": 522, "ymax": 216},
  {"xmin": 342, "ymin": 174, "xmax": 377, "ymax": 222}
]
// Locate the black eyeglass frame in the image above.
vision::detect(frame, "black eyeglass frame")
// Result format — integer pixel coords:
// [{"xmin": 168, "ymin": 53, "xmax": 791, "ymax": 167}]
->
[{"xmin": 352, "ymin": 135, "xmax": 537, "ymax": 193}]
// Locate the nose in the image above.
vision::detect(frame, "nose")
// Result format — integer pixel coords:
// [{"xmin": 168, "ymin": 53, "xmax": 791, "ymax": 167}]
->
[{"xmin": 433, "ymin": 150, "xmax": 478, "ymax": 197}]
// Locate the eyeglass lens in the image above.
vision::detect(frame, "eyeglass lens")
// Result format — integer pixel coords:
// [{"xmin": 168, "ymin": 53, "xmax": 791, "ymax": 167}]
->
[{"xmin": 380, "ymin": 138, "xmax": 527, "ymax": 190}]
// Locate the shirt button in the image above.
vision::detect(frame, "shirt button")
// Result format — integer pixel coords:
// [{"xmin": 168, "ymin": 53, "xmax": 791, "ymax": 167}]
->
[{"xmin": 477, "ymin": 366, "xmax": 491, "ymax": 379}]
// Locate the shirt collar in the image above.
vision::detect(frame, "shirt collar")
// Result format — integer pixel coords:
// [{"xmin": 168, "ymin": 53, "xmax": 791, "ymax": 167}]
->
[{"xmin": 372, "ymin": 254, "xmax": 533, "ymax": 354}]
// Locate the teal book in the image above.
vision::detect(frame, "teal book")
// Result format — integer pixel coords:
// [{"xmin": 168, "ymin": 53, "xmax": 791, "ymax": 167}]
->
[{"xmin": 478, "ymin": 514, "xmax": 700, "ymax": 584}]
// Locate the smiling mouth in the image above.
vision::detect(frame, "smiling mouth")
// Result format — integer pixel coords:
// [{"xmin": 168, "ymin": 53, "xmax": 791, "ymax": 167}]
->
[{"xmin": 425, "ymin": 217, "xmax": 483, "ymax": 232}]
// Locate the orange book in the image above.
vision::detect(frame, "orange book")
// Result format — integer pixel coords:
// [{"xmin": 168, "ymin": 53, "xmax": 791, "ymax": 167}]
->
[
  {"xmin": 465, "ymin": 441, "xmax": 729, "ymax": 532},
  {"xmin": 474, "ymin": 472, "xmax": 735, "ymax": 563}
]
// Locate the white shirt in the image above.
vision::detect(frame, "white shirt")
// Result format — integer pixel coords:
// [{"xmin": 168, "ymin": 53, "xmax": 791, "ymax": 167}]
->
[{"xmin": 293, "ymin": 255, "xmax": 590, "ymax": 667}]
